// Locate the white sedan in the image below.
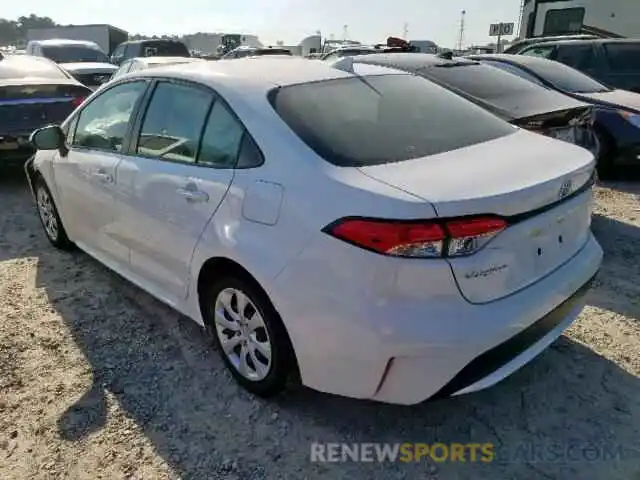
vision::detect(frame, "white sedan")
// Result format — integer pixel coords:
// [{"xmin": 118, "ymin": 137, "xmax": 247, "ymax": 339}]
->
[{"xmin": 26, "ymin": 57, "xmax": 602, "ymax": 405}]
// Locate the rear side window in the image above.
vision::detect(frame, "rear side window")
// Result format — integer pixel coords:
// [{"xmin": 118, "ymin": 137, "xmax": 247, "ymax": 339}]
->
[
  {"xmin": 269, "ymin": 74, "xmax": 515, "ymax": 167},
  {"xmin": 604, "ymin": 43, "xmax": 640, "ymax": 72}
]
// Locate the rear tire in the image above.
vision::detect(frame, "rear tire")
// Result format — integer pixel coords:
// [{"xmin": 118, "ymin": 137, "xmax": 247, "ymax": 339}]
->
[
  {"xmin": 34, "ymin": 176, "xmax": 74, "ymax": 250},
  {"xmin": 203, "ymin": 274, "xmax": 296, "ymax": 398}
]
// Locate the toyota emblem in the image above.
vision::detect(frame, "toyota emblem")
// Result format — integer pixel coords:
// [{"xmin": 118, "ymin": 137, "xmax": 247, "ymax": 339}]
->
[{"xmin": 558, "ymin": 179, "xmax": 572, "ymax": 199}]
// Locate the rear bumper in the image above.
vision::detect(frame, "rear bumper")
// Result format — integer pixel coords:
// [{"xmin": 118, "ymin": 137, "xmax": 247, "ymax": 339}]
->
[{"xmin": 273, "ymin": 231, "xmax": 602, "ymax": 405}]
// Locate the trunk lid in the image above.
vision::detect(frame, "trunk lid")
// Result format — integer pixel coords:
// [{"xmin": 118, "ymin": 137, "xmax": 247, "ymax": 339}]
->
[
  {"xmin": 0, "ymin": 82, "xmax": 90, "ymax": 136},
  {"xmin": 358, "ymin": 129, "xmax": 595, "ymax": 303},
  {"xmin": 577, "ymin": 88, "xmax": 640, "ymax": 113}
]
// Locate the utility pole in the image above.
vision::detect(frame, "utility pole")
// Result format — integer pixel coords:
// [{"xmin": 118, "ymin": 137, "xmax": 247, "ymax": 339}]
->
[
  {"xmin": 456, "ymin": 10, "xmax": 466, "ymax": 51},
  {"xmin": 403, "ymin": 22, "xmax": 409, "ymax": 40},
  {"xmin": 342, "ymin": 24, "xmax": 349, "ymax": 41}
]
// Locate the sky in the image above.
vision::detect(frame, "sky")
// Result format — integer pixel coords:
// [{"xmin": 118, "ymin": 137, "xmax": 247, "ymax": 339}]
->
[{"xmin": 5, "ymin": 0, "xmax": 523, "ymax": 48}]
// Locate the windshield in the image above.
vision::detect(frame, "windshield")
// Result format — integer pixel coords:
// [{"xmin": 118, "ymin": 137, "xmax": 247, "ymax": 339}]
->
[
  {"xmin": 523, "ymin": 59, "xmax": 611, "ymax": 93},
  {"xmin": 41, "ymin": 45, "xmax": 110, "ymax": 63},
  {"xmin": 421, "ymin": 62, "xmax": 546, "ymax": 100},
  {"xmin": 142, "ymin": 41, "xmax": 190, "ymax": 57},
  {"xmin": 269, "ymin": 74, "xmax": 515, "ymax": 167}
]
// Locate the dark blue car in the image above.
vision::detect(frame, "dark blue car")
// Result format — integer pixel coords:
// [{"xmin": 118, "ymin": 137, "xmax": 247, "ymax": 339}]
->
[{"xmin": 467, "ymin": 53, "xmax": 640, "ymax": 178}]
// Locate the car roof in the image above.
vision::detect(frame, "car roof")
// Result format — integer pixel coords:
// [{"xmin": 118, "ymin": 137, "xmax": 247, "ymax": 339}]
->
[
  {"xmin": 126, "ymin": 56, "xmax": 406, "ymax": 91},
  {"xmin": 121, "ymin": 39, "xmax": 186, "ymax": 45},
  {"xmin": 346, "ymin": 52, "xmax": 479, "ymax": 70},
  {"xmin": 31, "ymin": 38, "xmax": 100, "ymax": 47},
  {"xmin": 0, "ymin": 54, "xmax": 77, "ymax": 82},
  {"xmin": 522, "ymin": 38, "xmax": 640, "ymax": 46},
  {"xmin": 467, "ymin": 53, "xmax": 564, "ymax": 69},
  {"xmin": 133, "ymin": 56, "xmax": 200, "ymax": 65}
]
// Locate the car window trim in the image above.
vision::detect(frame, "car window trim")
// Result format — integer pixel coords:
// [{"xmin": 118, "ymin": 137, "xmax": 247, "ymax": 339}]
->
[
  {"xmin": 127, "ymin": 76, "xmax": 264, "ymax": 169},
  {"xmin": 67, "ymin": 79, "xmax": 152, "ymax": 156}
]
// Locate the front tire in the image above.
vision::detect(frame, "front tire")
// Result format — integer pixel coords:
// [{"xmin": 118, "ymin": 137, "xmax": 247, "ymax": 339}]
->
[
  {"xmin": 204, "ymin": 275, "xmax": 296, "ymax": 398},
  {"xmin": 34, "ymin": 177, "xmax": 74, "ymax": 250}
]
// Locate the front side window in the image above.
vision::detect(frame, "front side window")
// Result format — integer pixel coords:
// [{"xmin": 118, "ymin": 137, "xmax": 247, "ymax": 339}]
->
[
  {"xmin": 72, "ymin": 81, "xmax": 147, "ymax": 152},
  {"xmin": 136, "ymin": 82, "xmax": 214, "ymax": 163},
  {"xmin": 270, "ymin": 74, "xmax": 515, "ymax": 167},
  {"xmin": 521, "ymin": 45, "xmax": 556, "ymax": 59},
  {"xmin": 198, "ymin": 100, "xmax": 245, "ymax": 168},
  {"xmin": 556, "ymin": 44, "xmax": 595, "ymax": 70}
]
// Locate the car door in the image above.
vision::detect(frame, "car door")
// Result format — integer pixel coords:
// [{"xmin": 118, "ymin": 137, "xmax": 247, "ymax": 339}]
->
[
  {"xmin": 52, "ymin": 80, "xmax": 149, "ymax": 265},
  {"xmin": 115, "ymin": 79, "xmax": 243, "ymax": 301}
]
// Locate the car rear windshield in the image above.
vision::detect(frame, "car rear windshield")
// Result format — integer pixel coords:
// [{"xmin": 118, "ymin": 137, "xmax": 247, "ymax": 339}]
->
[
  {"xmin": 142, "ymin": 41, "xmax": 190, "ymax": 57},
  {"xmin": 421, "ymin": 62, "xmax": 546, "ymax": 100},
  {"xmin": 269, "ymin": 74, "xmax": 515, "ymax": 167},
  {"xmin": 522, "ymin": 58, "xmax": 610, "ymax": 93},
  {"xmin": 41, "ymin": 46, "xmax": 110, "ymax": 63}
]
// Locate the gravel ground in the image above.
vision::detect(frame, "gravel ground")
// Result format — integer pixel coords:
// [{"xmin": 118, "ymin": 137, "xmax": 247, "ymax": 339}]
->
[{"xmin": 0, "ymin": 170, "xmax": 639, "ymax": 480}]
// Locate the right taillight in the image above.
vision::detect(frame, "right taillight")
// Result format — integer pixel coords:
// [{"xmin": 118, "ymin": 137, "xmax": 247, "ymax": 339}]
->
[{"xmin": 323, "ymin": 216, "xmax": 507, "ymax": 258}]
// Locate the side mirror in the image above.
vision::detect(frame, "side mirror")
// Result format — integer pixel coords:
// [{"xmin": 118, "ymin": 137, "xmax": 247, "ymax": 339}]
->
[{"xmin": 30, "ymin": 125, "xmax": 68, "ymax": 155}]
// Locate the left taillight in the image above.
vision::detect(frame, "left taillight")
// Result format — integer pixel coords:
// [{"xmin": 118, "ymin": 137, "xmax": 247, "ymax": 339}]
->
[
  {"xmin": 322, "ymin": 216, "xmax": 507, "ymax": 258},
  {"xmin": 71, "ymin": 96, "xmax": 86, "ymax": 108}
]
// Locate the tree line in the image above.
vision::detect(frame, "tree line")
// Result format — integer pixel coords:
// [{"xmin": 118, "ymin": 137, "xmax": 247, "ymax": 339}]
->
[{"xmin": 0, "ymin": 14, "xmax": 181, "ymax": 47}]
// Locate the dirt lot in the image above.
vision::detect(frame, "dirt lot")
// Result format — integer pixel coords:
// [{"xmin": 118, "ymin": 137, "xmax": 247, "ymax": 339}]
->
[{"xmin": 0, "ymin": 171, "xmax": 638, "ymax": 480}]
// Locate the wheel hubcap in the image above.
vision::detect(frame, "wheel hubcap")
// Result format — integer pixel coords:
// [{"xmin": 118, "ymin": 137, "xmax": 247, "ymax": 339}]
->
[
  {"xmin": 213, "ymin": 288, "xmax": 272, "ymax": 381},
  {"xmin": 37, "ymin": 186, "xmax": 58, "ymax": 240}
]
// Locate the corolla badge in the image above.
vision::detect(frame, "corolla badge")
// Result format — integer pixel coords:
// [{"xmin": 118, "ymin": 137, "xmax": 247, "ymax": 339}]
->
[
  {"xmin": 464, "ymin": 264, "xmax": 508, "ymax": 279},
  {"xmin": 558, "ymin": 179, "xmax": 573, "ymax": 199}
]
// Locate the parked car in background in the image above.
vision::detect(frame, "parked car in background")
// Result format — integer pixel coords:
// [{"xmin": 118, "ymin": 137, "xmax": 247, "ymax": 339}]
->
[
  {"xmin": 26, "ymin": 39, "xmax": 117, "ymax": 90},
  {"xmin": 515, "ymin": 39, "xmax": 640, "ymax": 93},
  {"xmin": 467, "ymin": 53, "xmax": 640, "ymax": 177},
  {"xmin": 110, "ymin": 56, "xmax": 205, "ymax": 81},
  {"xmin": 331, "ymin": 53, "xmax": 597, "ymax": 156},
  {"xmin": 503, "ymin": 35, "xmax": 600, "ymax": 54},
  {"xmin": 221, "ymin": 46, "xmax": 292, "ymax": 59},
  {"xmin": 0, "ymin": 53, "xmax": 91, "ymax": 167},
  {"xmin": 320, "ymin": 45, "xmax": 380, "ymax": 61},
  {"xmin": 25, "ymin": 58, "xmax": 601, "ymax": 404},
  {"xmin": 110, "ymin": 39, "xmax": 191, "ymax": 66}
]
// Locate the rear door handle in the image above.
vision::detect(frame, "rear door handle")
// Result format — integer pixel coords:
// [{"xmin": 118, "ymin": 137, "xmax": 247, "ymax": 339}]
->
[
  {"xmin": 92, "ymin": 170, "xmax": 113, "ymax": 183},
  {"xmin": 176, "ymin": 186, "xmax": 209, "ymax": 203}
]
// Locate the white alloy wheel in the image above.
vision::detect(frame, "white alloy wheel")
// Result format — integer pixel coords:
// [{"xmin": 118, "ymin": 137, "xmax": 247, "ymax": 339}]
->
[
  {"xmin": 37, "ymin": 184, "xmax": 59, "ymax": 241},
  {"xmin": 213, "ymin": 287, "xmax": 273, "ymax": 381}
]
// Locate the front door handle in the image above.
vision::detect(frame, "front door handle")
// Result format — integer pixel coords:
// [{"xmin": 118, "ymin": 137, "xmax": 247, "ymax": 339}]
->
[
  {"xmin": 92, "ymin": 170, "xmax": 113, "ymax": 183},
  {"xmin": 176, "ymin": 186, "xmax": 209, "ymax": 203}
]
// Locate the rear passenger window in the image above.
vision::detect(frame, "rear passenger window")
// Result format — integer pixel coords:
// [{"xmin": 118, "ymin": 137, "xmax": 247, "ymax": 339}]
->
[
  {"xmin": 136, "ymin": 82, "xmax": 214, "ymax": 163},
  {"xmin": 556, "ymin": 45, "xmax": 595, "ymax": 70},
  {"xmin": 198, "ymin": 100, "xmax": 244, "ymax": 168},
  {"xmin": 604, "ymin": 43, "xmax": 640, "ymax": 72},
  {"xmin": 236, "ymin": 133, "xmax": 264, "ymax": 168}
]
